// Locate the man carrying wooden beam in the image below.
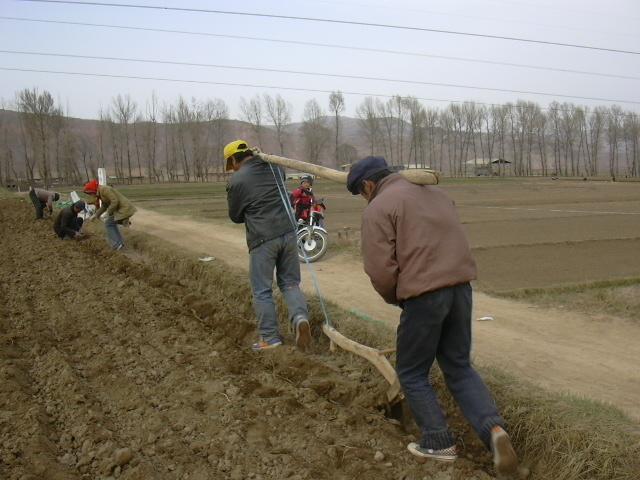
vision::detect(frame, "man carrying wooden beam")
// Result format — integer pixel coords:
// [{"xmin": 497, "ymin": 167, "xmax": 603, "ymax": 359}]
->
[
  {"xmin": 347, "ymin": 156, "xmax": 519, "ymax": 477},
  {"xmin": 224, "ymin": 140, "xmax": 311, "ymax": 352}
]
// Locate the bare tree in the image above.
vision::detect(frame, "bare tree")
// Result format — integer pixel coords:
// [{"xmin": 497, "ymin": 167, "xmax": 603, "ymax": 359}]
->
[
  {"xmin": 606, "ymin": 105, "xmax": 623, "ymax": 178},
  {"xmin": 438, "ymin": 108, "xmax": 454, "ymax": 175},
  {"xmin": 174, "ymin": 97, "xmax": 194, "ymax": 181},
  {"xmin": 404, "ymin": 97, "xmax": 426, "ymax": 168},
  {"xmin": 205, "ymin": 98, "xmax": 229, "ymax": 173},
  {"xmin": 17, "ymin": 88, "xmax": 63, "ymax": 187},
  {"xmin": 584, "ymin": 106, "xmax": 606, "ymax": 176},
  {"xmin": 328, "ymin": 91, "xmax": 345, "ymax": 163},
  {"xmin": 356, "ymin": 97, "xmax": 380, "ymax": 156},
  {"xmin": 61, "ymin": 129, "xmax": 81, "ymax": 184},
  {"xmin": 111, "ymin": 94, "xmax": 137, "ymax": 182},
  {"xmin": 377, "ymin": 99, "xmax": 395, "ymax": 164},
  {"xmin": 533, "ymin": 106, "xmax": 548, "ymax": 176},
  {"xmin": 77, "ymin": 131, "xmax": 96, "ymax": 182},
  {"xmin": 623, "ymin": 112, "xmax": 639, "ymax": 177},
  {"xmin": 392, "ymin": 95, "xmax": 408, "ymax": 165},
  {"xmin": 336, "ymin": 143, "xmax": 358, "ymax": 166},
  {"xmin": 162, "ymin": 104, "xmax": 178, "ymax": 181},
  {"xmin": 462, "ymin": 102, "xmax": 481, "ymax": 175},
  {"xmin": 0, "ymin": 99, "xmax": 15, "ymax": 186},
  {"xmin": 301, "ymin": 99, "xmax": 330, "ymax": 165},
  {"xmin": 137, "ymin": 93, "xmax": 159, "ymax": 182},
  {"xmin": 478, "ymin": 106, "xmax": 496, "ymax": 173},
  {"xmin": 263, "ymin": 94, "xmax": 291, "ymax": 155},
  {"xmin": 239, "ymin": 95, "xmax": 263, "ymax": 145}
]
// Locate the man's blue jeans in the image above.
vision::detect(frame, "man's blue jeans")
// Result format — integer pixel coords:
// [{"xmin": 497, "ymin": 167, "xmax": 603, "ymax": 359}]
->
[
  {"xmin": 396, "ymin": 283, "xmax": 504, "ymax": 450},
  {"xmin": 105, "ymin": 216, "xmax": 125, "ymax": 249},
  {"xmin": 249, "ymin": 232, "xmax": 309, "ymax": 341}
]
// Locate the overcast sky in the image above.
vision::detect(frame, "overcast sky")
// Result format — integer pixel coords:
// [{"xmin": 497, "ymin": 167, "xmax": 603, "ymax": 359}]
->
[{"xmin": 1, "ymin": 0, "xmax": 639, "ymax": 120}]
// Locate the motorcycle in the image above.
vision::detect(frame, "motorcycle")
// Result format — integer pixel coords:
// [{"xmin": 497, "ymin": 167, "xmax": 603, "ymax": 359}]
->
[{"xmin": 296, "ymin": 198, "xmax": 328, "ymax": 263}]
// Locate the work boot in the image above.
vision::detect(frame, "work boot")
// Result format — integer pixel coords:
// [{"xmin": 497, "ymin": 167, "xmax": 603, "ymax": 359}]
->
[
  {"xmin": 491, "ymin": 426, "xmax": 519, "ymax": 478},
  {"xmin": 294, "ymin": 317, "xmax": 311, "ymax": 351}
]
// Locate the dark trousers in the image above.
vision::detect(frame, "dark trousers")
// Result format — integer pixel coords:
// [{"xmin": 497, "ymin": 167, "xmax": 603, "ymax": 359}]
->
[
  {"xmin": 29, "ymin": 189, "xmax": 45, "ymax": 219},
  {"xmin": 396, "ymin": 283, "xmax": 504, "ymax": 450}
]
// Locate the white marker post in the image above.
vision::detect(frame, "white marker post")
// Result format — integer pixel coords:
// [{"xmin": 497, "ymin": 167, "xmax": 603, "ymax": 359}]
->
[
  {"xmin": 98, "ymin": 167, "xmax": 107, "ymax": 186},
  {"xmin": 70, "ymin": 190, "xmax": 93, "ymax": 220},
  {"xmin": 96, "ymin": 167, "xmax": 108, "ymax": 220}
]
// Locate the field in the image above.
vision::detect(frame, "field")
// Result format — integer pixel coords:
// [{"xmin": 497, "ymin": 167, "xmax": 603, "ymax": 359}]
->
[
  {"xmin": 3, "ymin": 177, "xmax": 640, "ymax": 480},
  {"xmin": 108, "ymin": 177, "xmax": 640, "ymax": 307}
]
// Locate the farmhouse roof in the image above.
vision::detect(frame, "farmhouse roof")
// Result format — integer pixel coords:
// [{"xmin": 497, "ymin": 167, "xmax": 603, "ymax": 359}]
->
[{"xmin": 465, "ymin": 158, "xmax": 512, "ymax": 166}]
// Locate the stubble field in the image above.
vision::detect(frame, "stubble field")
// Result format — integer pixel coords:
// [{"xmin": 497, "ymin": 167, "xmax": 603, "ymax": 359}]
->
[{"xmin": 111, "ymin": 177, "xmax": 640, "ymax": 307}]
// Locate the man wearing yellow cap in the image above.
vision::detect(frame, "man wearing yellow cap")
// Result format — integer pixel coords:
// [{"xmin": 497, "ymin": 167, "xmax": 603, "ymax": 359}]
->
[{"xmin": 224, "ymin": 140, "xmax": 311, "ymax": 352}]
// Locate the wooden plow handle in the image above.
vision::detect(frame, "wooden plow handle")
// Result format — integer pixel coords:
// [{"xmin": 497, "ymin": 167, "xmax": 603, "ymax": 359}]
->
[
  {"xmin": 256, "ymin": 151, "xmax": 440, "ymax": 186},
  {"xmin": 322, "ymin": 324, "xmax": 403, "ymax": 404}
]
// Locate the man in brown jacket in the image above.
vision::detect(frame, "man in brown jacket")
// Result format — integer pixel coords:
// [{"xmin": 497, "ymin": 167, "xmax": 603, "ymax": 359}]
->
[
  {"xmin": 347, "ymin": 157, "xmax": 519, "ymax": 477},
  {"xmin": 83, "ymin": 179, "xmax": 136, "ymax": 250}
]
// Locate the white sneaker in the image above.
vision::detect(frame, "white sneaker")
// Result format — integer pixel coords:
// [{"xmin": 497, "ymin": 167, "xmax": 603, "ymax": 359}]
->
[{"xmin": 407, "ymin": 442, "xmax": 457, "ymax": 462}]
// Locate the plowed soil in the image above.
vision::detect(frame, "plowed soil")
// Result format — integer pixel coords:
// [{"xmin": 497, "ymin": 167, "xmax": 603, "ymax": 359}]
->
[{"xmin": 0, "ymin": 197, "xmax": 493, "ymax": 480}]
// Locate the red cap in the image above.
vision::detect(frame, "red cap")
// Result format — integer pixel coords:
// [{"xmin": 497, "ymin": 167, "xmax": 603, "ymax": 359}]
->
[{"xmin": 83, "ymin": 179, "xmax": 99, "ymax": 194}]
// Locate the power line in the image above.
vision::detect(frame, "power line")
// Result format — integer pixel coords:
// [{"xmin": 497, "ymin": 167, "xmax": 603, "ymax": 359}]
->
[
  {"xmin": 2, "ymin": 17, "xmax": 638, "ymax": 82},
  {"xmin": 1, "ymin": 66, "xmax": 637, "ymax": 115},
  {"xmin": 483, "ymin": 0, "xmax": 640, "ymax": 23},
  {"xmin": 302, "ymin": 0, "xmax": 640, "ymax": 39},
  {"xmin": 16, "ymin": 0, "xmax": 640, "ymax": 56},
  {"xmin": 3, "ymin": 49, "xmax": 639, "ymax": 105}
]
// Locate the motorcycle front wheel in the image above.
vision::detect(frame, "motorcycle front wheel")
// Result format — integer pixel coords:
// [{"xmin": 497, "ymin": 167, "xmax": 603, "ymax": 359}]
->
[{"xmin": 297, "ymin": 228, "xmax": 328, "ymax": 263}]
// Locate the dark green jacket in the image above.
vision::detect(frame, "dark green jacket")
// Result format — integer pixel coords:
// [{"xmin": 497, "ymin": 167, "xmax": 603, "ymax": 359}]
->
[{"xmin": 226, "ymin": 157, "xmax": 294, "ymax": 251}]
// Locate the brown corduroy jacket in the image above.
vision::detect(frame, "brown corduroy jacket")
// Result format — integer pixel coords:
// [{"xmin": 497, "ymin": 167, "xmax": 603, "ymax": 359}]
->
[
  {"xmin": 361, "ymin": 174, "xmax": 477, "ymax": 305},
  {"xmin": 94, "ymin": 185, "xmax": 136, "ymax": 221}
]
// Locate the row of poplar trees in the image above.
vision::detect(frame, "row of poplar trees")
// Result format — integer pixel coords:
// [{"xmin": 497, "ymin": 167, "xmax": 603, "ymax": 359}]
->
[{"xmin": 1, "ymin": 88, "xmax": 639, "ymax": 187}]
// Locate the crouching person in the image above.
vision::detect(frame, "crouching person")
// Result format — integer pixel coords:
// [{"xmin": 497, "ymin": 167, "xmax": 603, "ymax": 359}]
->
[
  {"xmin": 29, "ymin": 187, "xmax": 60, "ymax": 219},
  {"xmin": 54, "ymin": 200, "xmax": 86, "ymax": 239},
  {"xmin": 83, "ymin": 179, "xmax": 136, "ymax": 251}
]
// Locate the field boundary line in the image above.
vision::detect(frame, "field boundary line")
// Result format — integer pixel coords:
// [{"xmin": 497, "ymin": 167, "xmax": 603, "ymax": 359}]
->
[
  {"xmin": 460, "ymin": 205, "xmax": 640, "ymax": 216},
  {"xmin": 472, "ymin": 236, "xmax": 640, "ymax": 251}
]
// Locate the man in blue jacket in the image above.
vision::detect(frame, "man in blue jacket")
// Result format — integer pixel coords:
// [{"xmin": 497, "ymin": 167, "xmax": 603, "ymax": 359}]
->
[{"xmin": 225, "ymin": 140, "xmax": 311, "ymax": 352}]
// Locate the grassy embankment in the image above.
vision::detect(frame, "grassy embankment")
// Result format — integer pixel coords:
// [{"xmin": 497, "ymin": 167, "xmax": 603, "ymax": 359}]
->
[{"xmin": 491, "ymin": 278, "xmax": 640, "ymax": 322}]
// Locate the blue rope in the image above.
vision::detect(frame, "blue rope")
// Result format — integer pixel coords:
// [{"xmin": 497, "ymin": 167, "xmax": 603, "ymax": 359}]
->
[{"xmin": 267, "ymin": 160, "xmax": 333, "ymax": 328}]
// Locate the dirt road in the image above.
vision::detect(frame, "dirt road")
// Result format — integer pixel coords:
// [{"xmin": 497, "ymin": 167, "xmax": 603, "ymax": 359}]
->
[{"xmin": 135, "ymin": 208, "xmax": 640, "ymax": 420}]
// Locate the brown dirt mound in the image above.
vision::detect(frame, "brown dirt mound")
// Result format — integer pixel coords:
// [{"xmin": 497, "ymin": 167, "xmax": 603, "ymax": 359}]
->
[{"xmin": 0, "ymin": 197, "xmax": 492, "ymax": 480}]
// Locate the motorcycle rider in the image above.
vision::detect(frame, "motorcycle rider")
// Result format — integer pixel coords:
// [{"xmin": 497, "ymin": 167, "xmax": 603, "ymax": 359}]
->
[{"xmin": 291, "ymin": 175, "xmax": 315, "ymax": 223}]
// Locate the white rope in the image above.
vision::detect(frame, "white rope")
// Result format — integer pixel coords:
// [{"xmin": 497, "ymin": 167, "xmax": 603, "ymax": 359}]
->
[{"xmin": 267, "ymin": 161, "xmax": 333, "ymax": 328}]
